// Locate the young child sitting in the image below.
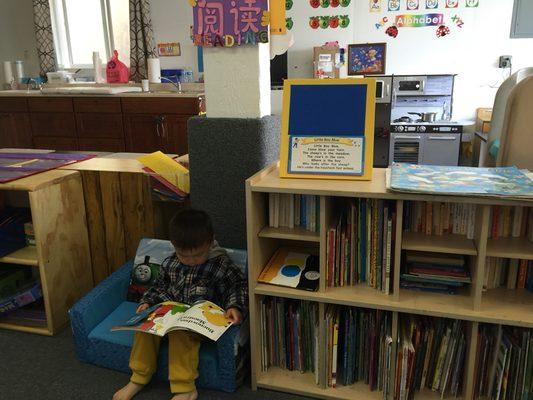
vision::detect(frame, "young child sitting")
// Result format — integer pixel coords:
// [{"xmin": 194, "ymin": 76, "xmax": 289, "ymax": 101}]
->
[{"xmin": 113, "ymin": 209, "xmax": 248, "ymax": 400}]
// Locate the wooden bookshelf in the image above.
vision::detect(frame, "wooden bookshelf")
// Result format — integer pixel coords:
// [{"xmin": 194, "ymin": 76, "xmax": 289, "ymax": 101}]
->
[
  {"xmin": 402, "ymin": 232, "xmax": 477, "ymax": 256},
  {"xmin": 0, "ymin": 246, "xmax": 39, "ymax": 267},
  {"xmin": 0, "ymin": 170, "xmax": 92, "ymax": 336},
  {"xmin": 246, "ymin": 164, "xmax": 533, "ymax": 400},
  {"xmin": 486, "ymin": 237, "xmax": 533, "ymax": 260},
  {"xmin": 258, "ymin": 226, "xmax": 320, "ymax": 242}
]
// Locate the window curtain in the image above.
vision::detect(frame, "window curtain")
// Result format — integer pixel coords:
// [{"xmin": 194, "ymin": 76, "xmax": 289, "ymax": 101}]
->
[
  {"xmin": 33, "ymin": 0, "xmax": 58, "ymax": 77},
  {"xmin": 129, "ymin": 0, "xmax": 157, "ymax": 82}
]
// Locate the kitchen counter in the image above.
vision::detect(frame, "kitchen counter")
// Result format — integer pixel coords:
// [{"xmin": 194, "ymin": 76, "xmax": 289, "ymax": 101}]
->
[{"xmin": 0, "ymin": 90, "xmax": 203, "ymax": 98}]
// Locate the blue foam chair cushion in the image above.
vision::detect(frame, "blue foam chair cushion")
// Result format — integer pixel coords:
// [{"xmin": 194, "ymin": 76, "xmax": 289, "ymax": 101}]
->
[
  {"xmin": 70, "ymin": 245, "xmax": 249, "ymax": 392},
  {"xmin": 89, "ymin": 301, "xmax": 138, "ymax": 346}
]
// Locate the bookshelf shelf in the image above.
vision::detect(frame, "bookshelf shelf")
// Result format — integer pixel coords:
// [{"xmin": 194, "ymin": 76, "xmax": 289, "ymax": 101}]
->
[
  {"xmin": 246, "ymin": 164, "xmax": 533, "ymax": 400},
  {"xmin": 258, "ymin": 226, "xmax": 320, "ymax": 242},
  {"xmin": 0, "ymin": 246, "xmax": 39, "ymax": 267},
  {"xmin": 257, "ymin": 368, "xmax": 383, "ymax": 400},
  {"xmin": 486, "ymin": 237, "xmax": 533, "ymax": 260},
  {"xmin": 480, "ymin": 288, "xmax": 533, "ymax": 328},
  {"xmin": 401, "ymin": 232, "xmax": 477, "ymax": 256},
  {"xmin": 255, "ymin": 283, "xmax": 394, "ymax": 310},
  {"xmin": 0, "ymin": 321, "xmax": 51, "ymax": 336}
]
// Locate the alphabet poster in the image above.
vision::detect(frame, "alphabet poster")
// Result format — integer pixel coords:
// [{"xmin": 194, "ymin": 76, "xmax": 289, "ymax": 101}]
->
[{"xmin": 280, "ymin": 79, "xmax": 376, "ymax": 181}]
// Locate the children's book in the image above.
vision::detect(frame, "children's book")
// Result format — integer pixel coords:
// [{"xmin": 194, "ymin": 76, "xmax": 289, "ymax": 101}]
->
[
  {"xmin": 258, "ymin": 248, "xmax": 320, "ymax": 291},
  {"xmin": 389, "ymin": 164, "xmax": 533, "ymax": 199},
  {"xmin": 112, "ymin": 300, "xmax": 233, "ymax": 341}
]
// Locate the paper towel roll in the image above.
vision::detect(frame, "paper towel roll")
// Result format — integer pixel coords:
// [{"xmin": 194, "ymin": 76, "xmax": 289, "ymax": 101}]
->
[
  {"xmin": 148, "ymin": 58, "xmax": 161, "ymax": 83},
  {"xmin": 3, "ymin": 61, "xmax": 13, "ymax": 85}
]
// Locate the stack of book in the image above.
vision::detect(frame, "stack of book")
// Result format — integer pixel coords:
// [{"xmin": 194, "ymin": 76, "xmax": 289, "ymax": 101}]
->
[
  {"xmin": 474, "ymin": 324, "xmax": 533, "ymax": 400},
  {"xmin": 484, "ymin": 257, "xmax": 533, "ymax": 291},
  {"xmin": 260, "ymin": 297, "xmax": 319, "ymax": 381},
  {"xmin": 489, "ymin": 206, "xmax": 532, "ymax": 240},
  {"xmin": 24, "ymin": 222, "xmax": 35, "ymax": 246},
  {"xmin": 325, "ymin": 306, "xmax": 392, "ymax": 393},
  {"xmin": 401, "ymin": 251, "xmax": 470, "ymax": 295},
  {"xmin": 268, "ymin": 194, "xmax": 320, "ymax": 232},
  {"xmin": 395, "ymin": 316, "xmax": 466, "ymax": 400},
  {"xmin": 326, "ymin": 199, "xmax": 396, "ymax": 294},
  {"xmin": 403, "ymin": 201, "xmax": 477, "ymax": 240}
]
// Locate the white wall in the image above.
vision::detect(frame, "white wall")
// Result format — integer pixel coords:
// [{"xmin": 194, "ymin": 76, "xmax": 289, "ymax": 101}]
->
[
  {"xmin": 286, "ymin": 1, "xmax": 355, "ymax": 78},
  {"xmin": 352, "ymin": 0, "xmax": 533, "ymax": 120},
  {"xmin": 0, "ymin": 0, "xmax": 40, "ymax": 84},
  {"xmin": 150, "ymin": 0, "xmax": 199, "ymax": 79}
]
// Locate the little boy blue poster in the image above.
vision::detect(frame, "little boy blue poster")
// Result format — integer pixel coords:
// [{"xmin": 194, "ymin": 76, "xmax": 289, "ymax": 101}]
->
[{"xmin": 279, "ymin": 79, "xmax": 376, "ymax": 181}]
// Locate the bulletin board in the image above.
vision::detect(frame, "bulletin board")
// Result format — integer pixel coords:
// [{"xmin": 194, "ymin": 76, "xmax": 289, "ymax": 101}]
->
[{"xmin": 279, "ymin": 79, "xmax": 376, "ymax": 181}]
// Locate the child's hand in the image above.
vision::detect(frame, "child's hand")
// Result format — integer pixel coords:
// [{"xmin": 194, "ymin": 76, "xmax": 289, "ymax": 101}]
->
[
  {"xmin": 136, "ymin": 303, "xmax": 150, "ymax": 314},
  {"xmin": 225, "ymin": 307, "xmax": 243, "ymax": 324}
]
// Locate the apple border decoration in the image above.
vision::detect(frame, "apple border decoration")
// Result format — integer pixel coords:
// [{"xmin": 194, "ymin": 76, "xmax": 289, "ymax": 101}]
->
[
  {"xmin": 309, "ymin": 15, "xmax": 350, "ymax": 29},
  {"xmin": 309, "ymin": 0, "xmax": 351, "ymax": 9}
]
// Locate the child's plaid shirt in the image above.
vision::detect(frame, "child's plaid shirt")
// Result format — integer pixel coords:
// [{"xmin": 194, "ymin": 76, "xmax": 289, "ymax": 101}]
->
[{"xmin": 140, "ymin": 252, "xmax": 248, "ymax": 314}]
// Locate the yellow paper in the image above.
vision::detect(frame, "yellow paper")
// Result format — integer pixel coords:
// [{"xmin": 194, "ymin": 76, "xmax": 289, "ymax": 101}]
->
[{"xmin": 137, "ymin": 151, "xmax": 190, "ymax": 193}]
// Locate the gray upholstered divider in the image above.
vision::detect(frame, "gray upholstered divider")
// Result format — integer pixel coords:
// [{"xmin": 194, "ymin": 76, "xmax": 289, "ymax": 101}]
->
[{"xmin": 188, "ymin": 116, "xmax": 280, "ymax": 249}]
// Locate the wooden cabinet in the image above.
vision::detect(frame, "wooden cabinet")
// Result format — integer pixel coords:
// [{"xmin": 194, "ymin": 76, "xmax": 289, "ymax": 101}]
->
[
  {"xmin": 0, "ymin": 97, "xmax": 32, "ymax": 149},
  {"xmin": 0, "ymin": 112, "xmax": 33, "ymax": 148},
  {"xmin": 32, "ymin": 136, "xmax": 78, "ymax": 151},
  {"xmin": 124, "ymin": 114, "xmax": 189, "ymax": 156},
  {"xmin": 122, "ymin": 97, "xmax": 200, "ymax": 156},
  {"xmin": 28, "ymin": 97, "xmax": 76, "ymax": 151},
  {"xmin": 0, "ymin": 95, "xmax": 201, "ymax": 153},
  {"xmin": 124, "ymin": 114, "xmax": 162, "ymax": 153}
]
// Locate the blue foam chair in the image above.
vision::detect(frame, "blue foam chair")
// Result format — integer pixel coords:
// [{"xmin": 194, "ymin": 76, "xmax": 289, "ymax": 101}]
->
[{"xmin": 69, "ymin": 249, "xmax": 249, "ymax": 392}]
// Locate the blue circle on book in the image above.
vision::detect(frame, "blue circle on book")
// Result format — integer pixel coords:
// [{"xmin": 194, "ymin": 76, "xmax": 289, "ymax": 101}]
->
[{"xmin": 281, "ymin": 265, "xmax": 301, "ymax": 277}]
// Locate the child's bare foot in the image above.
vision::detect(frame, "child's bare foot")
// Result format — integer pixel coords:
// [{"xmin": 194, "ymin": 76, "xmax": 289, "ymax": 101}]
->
[
  {"xmin": 112, "ymin": 382, "xmax": 144, "ymax": 400},
  {"xmin": 171, "ymin": 389, "xmax": 198, "ymax": 400}
]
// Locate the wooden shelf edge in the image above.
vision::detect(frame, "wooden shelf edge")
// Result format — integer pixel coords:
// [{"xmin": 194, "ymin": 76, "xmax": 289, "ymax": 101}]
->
[
  {"xmin": 0, "ymin": 321, "xmax": 52, "ymax": 336},
  {"xmin": 258, "ymin": 226, "xmax": 320, "ymax": 242},
  {"xmin": 254, "ymin": 284, "xmax": 533, "ymax": 328},
  {"xmin": 486, "ymin": 237, "xmax": 533, "ymax": 260},
  {"xmin": 401, "ymin": 232, "xmax": 478, "ymax": 256},
  {"xmin": 0, "ymin": 246, "xmax": 39, "ymax": 267},
  {"xmin": 257, "ymin": 368, "xmax": 383, "ymax": 400}
]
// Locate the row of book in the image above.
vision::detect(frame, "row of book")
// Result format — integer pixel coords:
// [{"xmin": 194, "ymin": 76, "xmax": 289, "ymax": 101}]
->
[
  {"xmin": 325, "ymin": 306, "xmax": 393, "ymax": 392},
  {"xmin": 403, "ymin": 201, "xmax": 477, "ymax": 239},
  {"xmin": 489, "ymin": 206, "xmax": 533, "ymax": 240},
  {"xmin": 401, "ymin": 251, "xmax": 470, "ymax": 295},
  {"xmin": 484, "ymin": 257, "xmax": 533, "ymax": 291},
  {"xmin": 396, "ymin": 316, "xmax": 466, "ymax": 400},
  {"xmin": 326, "ymin": 199, "xmax": 396, "ymax": 293},
  {"xmin": 260, "ymin": 297, "xmax": 318, "ymax": 381},
  {"xmin": 474, "ymin": 324, "xmax": 533, "ymax": 400},
  {"xmin": 268, "ymin": 194, "xmax": 320, "ymax": 233}
]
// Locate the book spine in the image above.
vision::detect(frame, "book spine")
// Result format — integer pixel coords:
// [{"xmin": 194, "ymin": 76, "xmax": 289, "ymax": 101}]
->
[
  {"xmin": 518, "ymin": 260, "xmax": 528, "ymax": 289},
  {"xmin": 269, "ymin": 193, "xmax": 274, "ymax": 227},
  {"xmin": 513, "ymin": 206, "xmax": 524, "ymax": 238},
  {"xmin": 467, "ymin": 204, "xmax": 476, "ymax": 240},
  {"xmin": 289, "ymin": 194, "xmax": 295, "ymax": 229},
  {"xmin": 492, "ymin": 206, "xmax": 500, "ymax": 239},
  {"xmin": 426, "ymin": 202, "xmax": 433, "ymax": 236}
]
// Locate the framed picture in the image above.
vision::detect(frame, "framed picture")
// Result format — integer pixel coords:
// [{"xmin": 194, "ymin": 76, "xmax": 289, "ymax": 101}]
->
[{"xmin": 347, "ymin": 43, "xmax": 387, "ymax": 75}]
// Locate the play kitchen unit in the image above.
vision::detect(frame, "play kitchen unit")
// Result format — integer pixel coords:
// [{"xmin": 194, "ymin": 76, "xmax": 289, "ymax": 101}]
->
[{"xmin": 372, "ymin": 74, "xmax": 462, "ymax": 167}]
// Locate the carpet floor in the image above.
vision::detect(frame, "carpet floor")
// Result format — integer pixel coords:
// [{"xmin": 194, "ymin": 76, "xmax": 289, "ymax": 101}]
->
[{"xmin": 0, "ymin": 327, "xmax": 311, "ymax": 400}]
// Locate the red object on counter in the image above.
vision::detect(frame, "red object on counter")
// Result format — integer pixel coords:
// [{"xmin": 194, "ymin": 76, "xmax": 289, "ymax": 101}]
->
[{"xmin": 106, "ymin": 50, "xmax": 129, "ymax": 83}]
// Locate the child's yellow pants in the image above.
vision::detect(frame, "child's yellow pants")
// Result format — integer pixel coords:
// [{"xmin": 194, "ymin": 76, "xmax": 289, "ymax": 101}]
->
[{"xmin": 129, "ymin": 330, "xmax": 201, "ymax": 393}]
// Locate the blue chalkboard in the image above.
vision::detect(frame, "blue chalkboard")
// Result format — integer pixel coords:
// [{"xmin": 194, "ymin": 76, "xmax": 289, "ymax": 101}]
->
[{"xmin": 288, "ymin": 84, "xmax": 367, "ymax": 137}]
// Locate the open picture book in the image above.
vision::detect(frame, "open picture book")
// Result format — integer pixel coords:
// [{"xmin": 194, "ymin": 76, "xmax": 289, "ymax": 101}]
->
[{"xmin": 112, "ymin": 300, "xmax": 233, "ymax": 341}]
